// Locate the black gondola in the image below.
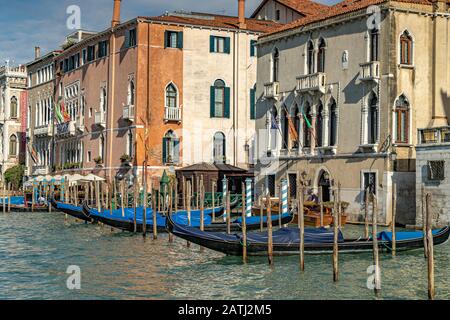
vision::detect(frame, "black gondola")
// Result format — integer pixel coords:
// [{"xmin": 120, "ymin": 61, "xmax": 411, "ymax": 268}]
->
[
  {"xmin": 51, "ymin": 199, "xmax": 96, "ymax": 223},
  {"xmin": 166, "ymin": 212, "xmax": 450, "ymax": 256}
]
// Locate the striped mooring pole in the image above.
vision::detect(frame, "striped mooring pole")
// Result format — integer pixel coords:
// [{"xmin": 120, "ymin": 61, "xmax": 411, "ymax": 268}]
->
[
  {"xmin": 281, "ymin": 179, "xmax": 288, "ymax": 215},
  {"xmin": 245, "ymin": 178, "xmax": 252, "ymax": 218},
  {"xmin": 61, "ymin": 177, "xmax": 65, "ymax": 202},
  {"xmin": 222, "ymin": 176, "xmax": 228, "ymax": 222}
]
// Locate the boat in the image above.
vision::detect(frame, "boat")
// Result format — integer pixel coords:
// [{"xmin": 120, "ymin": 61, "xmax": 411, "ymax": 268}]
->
[
  {"xmin": 0, "ymin": 195, "xmax": 48, "ymax": 212},
  {"xmin": 50, "ymin": 199, "xmax": 95, "ymax": 223},
  {"xmin": 166, "ymin": 213, "xmax": 450, "ymax": 256},
  {"xmin": 82, "ymin": 201, "xmax": 294, "ymax": 233}
]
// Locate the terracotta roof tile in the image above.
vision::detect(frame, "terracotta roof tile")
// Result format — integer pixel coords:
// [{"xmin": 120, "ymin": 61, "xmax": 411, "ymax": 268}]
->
[
  {"xmin": 276, "ymin": 0, "xmax": 330, "ymax": 16},
  {"xmin": 143, "ymin": 13, "xmax": 280, "ymax": 33}
]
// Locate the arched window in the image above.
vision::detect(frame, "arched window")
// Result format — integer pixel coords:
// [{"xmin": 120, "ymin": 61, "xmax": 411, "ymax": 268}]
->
[
  {"xmin": 213, "ymin": 132, "xmax": 226, "ymax": 163},
  {"xmin": 127, "ymin": 130, "xmax": 133, "ymax": 157},
  {"xmin": 303, "ymin": 102, "xmax": 312, "ymax": 148},
  {"xmin": 292, "ymin": 104, "xmax": 300, "ymax": 149},
  {"xmin": 395, "ymin": 95, "xmax": 410, "ymax": 143},
  {"xmin": 100, "ymin": 88, "xmax": 107, "ymax": 112},
  {"xmin": 329, "ymin": 99, "xmax": 338, "ymax": 147},
  {"xmin": 270, "ymin": 106, "xmax": 278, "ymax": 150},
  {"xmin": 127, "ymin": 81, "xmax": 135, "ymax": 106},
  {"xmin": 281, "ymin": 108, "xmax": 289, "ymax": 149},
  {"xmin": 99, "ymin": 136, "xmax": 105, "ymax": 161},
  {"xmin": 165, "ymin": 83, "xmax": 177, "ymax": 109},
  {"xmin": 317, "ymin": 38, "xmax": 326, "ymax": 73},
  {"xmin": 10, "ymin": 96, "xmax": 18, "ymax": 119},
  {"xmin": 163, "ymin": 130, "xmax": 180, "ymax": 164},
  {"xmin": 272, "ymin": 48, "xmax": 279, "ymax": 82},
  {"xmin": 307, "ymin": 41, "xmax": 315, "ymax": 75},
  {"xmin": 368, "ymin": 93, "xmax": 378, "ymax": 144},
  {"xmin": 316, "ymin": 102, "xmax": 323, "ymax": 147},
  {"xmin": 212, "ymin": 79, "xmax": 226, "ymax": 118},
  {"xmin": 370, "ymin": 28, "xmax": 379, "ymax": 62},
  {"xmin": 400, "ymin": 30, "xmax": 413, "ymax": 65},
  {"xmin": 9, "ymin": 135, "xmax": 17, "ymax": 156}
]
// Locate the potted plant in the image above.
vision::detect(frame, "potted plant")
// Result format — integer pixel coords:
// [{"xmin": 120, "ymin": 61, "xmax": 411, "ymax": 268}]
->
[
  {"xmin": 94, "ymin": 156, "xmax": 103, "ymax": 166},
  {"xmin": 120, "ymin": 154, "xmax": 132, "ymax": 163}
]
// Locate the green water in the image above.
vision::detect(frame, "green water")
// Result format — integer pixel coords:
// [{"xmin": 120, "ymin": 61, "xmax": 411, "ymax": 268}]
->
[{"xmin": 0, "ymin": 211, "xmax": 449, "ymax": 300}]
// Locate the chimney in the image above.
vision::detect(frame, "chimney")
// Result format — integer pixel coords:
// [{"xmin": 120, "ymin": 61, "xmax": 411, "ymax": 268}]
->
[
  {"xmin": 111, "ymin": 0, "xmax": 122, "ymax": 28},
  {"xmin": 35, "ymin": 47, "xmax": 41, "ymax": 59},
  {"xmin": 238, "ymin": 0, "xmax": 247, "ymax": 29}
]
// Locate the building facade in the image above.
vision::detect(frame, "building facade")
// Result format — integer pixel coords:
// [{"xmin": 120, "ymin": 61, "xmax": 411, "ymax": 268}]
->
[
  {"xmin": 251, "ymin": 0, "xmax": 328, "ymax": 24},
  {"xmin": 254, "ymin": 0, "xmax": 450, "ymax": 225},
  {"xmin": 0, "ymin": 63, "xmax": 27, "ymax": 182},
  {"xmin": 25, "ymin": 49, "xmax": 60, "ymax": 178}
]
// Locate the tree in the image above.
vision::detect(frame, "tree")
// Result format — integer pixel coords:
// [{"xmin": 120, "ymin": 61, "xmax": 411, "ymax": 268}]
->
[{"xmin": 4, "ymin": 165, "xmax": 25, "ymax": 190}]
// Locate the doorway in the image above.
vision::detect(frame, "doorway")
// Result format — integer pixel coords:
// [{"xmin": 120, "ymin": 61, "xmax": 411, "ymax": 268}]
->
[{"xmin": 318, "ymin": 170, "xmax": 331, "ymax": 202}]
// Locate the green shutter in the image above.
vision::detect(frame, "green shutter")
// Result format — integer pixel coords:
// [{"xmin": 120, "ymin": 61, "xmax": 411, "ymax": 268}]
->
[
  {"xmin": 210, "ymin": 86, "xmax": 216, "ymax": 118},
  {"xmin": 224, "ymin": 37, "xmax": 231, "ymax": 54},
  {"xmin": 162, "ymin": 137, "xmax": 167, "ymax": 164},
  {"xmin": 164, "ymin": 31, "xmax": 168, "ymax": 48},
  {"xmin": 250, "ymin": 88, "xmax": 256, "ymax": 120},
  {"xmin": 224, "ymin": 87, "xmax": 231, "ymax": 118},
  {"xmin": 173, "ymin": 139, "xmax": 180, "ymax": 164},
  {"xmin": 177, "ymin": 32, "xmax": 183, "ymax": 49},
  {"xmin": 250, "ymin": 40, "xmax": 256, "ymax": 57},
  {"xmin": 125, "ymin": 30, "xmax": 130, "ymax": 48},
  {"xmin": 210, "ymin": 36, "xmax": 215, "ymax": 53}
]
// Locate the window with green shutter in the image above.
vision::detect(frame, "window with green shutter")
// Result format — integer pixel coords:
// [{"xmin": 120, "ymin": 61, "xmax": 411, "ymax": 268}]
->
[
  {"xmin": 250, "ymin": 86, "xmax": 256, "ymax": 120},
  {"xmin": 165, "ymin": 31, "xmax": 183, "ymax": 49},
  {"xmin": 210, "ymin": 36, "xmax": 230, "ymax": 54},
  {"xmin": 162, "ymin": 130, "xmax": 179, "ymax": 164},
  {"xmin": 210, "ymin": 80, "xmax": 230, "ymax": 118},
  {"xmin": 250, "ymin": 40, "xmax": 257, "ymax": 57}
]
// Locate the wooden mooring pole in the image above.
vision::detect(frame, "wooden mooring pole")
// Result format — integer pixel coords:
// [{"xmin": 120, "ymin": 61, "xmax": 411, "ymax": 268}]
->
[
  {"xmin": 186, "ymin": 181, "xmax": 191, "ymax": 248},
  {"xmin": 267, "ymin": 195, "xmax": 273, "ymax": 266},
  {"xmin": 364, "ymin": 187, "xmax": 369, "ymax": 239},
  {"xmin": 226, "ymin": 190, "xmax": 231, "ymax": 235},
  {"xmin": 168, "ymin": 183, "xmax": 174, "ymax": 243},
  {"xmin": 422, "ymin": 185, "xmax": 428, "ymax": 258},
  {"xmin": 392, "ymin": 182, "xmax": 397, "ymax": 256},
  {"xmin": 153, "ymin": 181, "xmax": 158, "ymax": 240},
  {"xmin": 241, "ymin": 183, "xmax": 247, "ymax": 263},
  {"xmin": 211, "ymin": 180, "xmax": 216, "ymax": 222},
  {"xmin": 426, "ymin": 193, "xmax": 435, "ymax": 300},
  {"xmin": 332, "ymin": 185, "xmax": 339, "ymax": 282},
  {"xmin": 260, "ymin": 187, "xmax": 264, "ymax": 232},
  {"xmin": 319, "ymin": 186, "xmax": 323, "ymax": 227},
  {"xmin": 298, "ymin": 183, "xmax": 305, "ymax": 272},
  {"xmin": 372, "ymin": 192, "xmax": 381, "ymax": 294},
  {"xmin": 133, "ymin": 178, "xmax": 137, "ymax": 233}
]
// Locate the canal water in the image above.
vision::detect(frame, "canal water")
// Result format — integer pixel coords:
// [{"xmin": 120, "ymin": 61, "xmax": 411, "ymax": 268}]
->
[{"xmin": 0, "ymin": 211, "xmax": 449, "ymax": 300}]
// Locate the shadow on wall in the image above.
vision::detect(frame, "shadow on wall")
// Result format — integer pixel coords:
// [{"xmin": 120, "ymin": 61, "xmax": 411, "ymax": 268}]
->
[{"xmin": 440, "ymin": 88, "xmax": 450, "ymax": 125}]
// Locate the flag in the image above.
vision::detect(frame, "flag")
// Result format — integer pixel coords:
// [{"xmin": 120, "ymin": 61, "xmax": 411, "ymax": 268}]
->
[
  {"xmin": 282, "ymin": 105, "xmax": 299, "ymax": 142},
  {"xmin": 28, "ymin": 144, "xmax": 38, "ymax": 164},
  {"xmin": 270, "ymin": 112, "xmax": 279, "ymax": 130},
  {"xmin": 301, "ymin": 103, "xmax": 312, "ymax": 129},
  {"xmin": 55, "ymin": 97, "xmax": 64, "ymax": 124}
]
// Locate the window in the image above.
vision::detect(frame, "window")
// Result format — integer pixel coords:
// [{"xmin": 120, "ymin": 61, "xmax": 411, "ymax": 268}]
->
[
  {"xmin": 9, "ymin": 135, "xmax": 17, "ymax": 157},
  {"xmin": 317, "ymin": 38, "xmax": 326, "ymax": 73},
  {"xmin": 307, "ymin": 41, "xmax": 314, "ymax": 74},
  {"xmin": 428, "ymin": 161, "xmax": 445, "ymax": 181},
  {"xmin": 127, "ymin": 81, "xmax": 135, "ymax": 106},
  {"xmin": 82, "ymin": 48, "xmax": 87, "ymax": 65},
  {"xmin": 316, "ymin": 102, "xmax": 323, "ymax": 147},
  {"xmin": 210, "ymin": 80, "xmax": 230, "ymax": 118},
  {"xmin": 100, "ymin": 88, "xmax": 107, "ymax": 112},
  {"xmin": 210, "ymin": 36, "xmax": 230, "ymax": 54},
  {"xmin": 368, "ymin": 93, "xmax": 378, "ymax": 144},
  {"xmin": 127, "ymin": 130, "xmax": 133, "ymax": 157},
  {"xmin": 363, "ymin": 172, "xmax": 376, "ymax": 198},
  {"xmin": 303, "ymin": 102, "xmax": 312, "ymax": 148},
  {"xmin": 10, "ymin": 96, "xmax": 18, "ymax": 119},
  {"xmin": 250, "ymin": 85, "xmax": 256, "ymax": 120},
  {"xmin": 270, "ymin": 106, "xmax": 278, "ymax": 150},
  {"xmin": 400, "ymin": 30, "xmax": 412, "ymax": 65},
  {"xmin": 128, "ymin": 28, "xmax": 137, "ymax": 47},
  {"xmin": 272, "ymin": 48, "xmax": 279, "ymax": 82},
  {"xmin": 99, "ymin": 136, "xmax": 105, "ymax": 161},
  {"xmin": 88, "ymin": 151, "xmax": 92, "ymax": 162},
  {"xmin": 275, "ymin": 9, "xmax": 280, "ymax": 21},
  {"xmin": 292, "ymin": 105, "xmax": 300, "ymax": 149},
  {"xmin": 288, "ymin": 173, "xmax": 297, "ymax": 199},
  {"xmin": 250, "ymin": 40, "xmax": 257, "ymax": 57},
  {"xmin": 282, "ymin": 108, "xmax": 289, "ymax": 149},
  {"xmin": 267, "ymin": 174, "xmax": 276, "ymax": 197},
  {"xmin": 165, "ymin": 31, "xmax": 183, "ymax": 49},
  {"xmin": 213, "ymin": 132, "xmax": 226, "ymax": 163},
  {"xmin": 370, "ymin": 29, "xmax": 379, "ymax": 61},
  {"xmin": 87, "ymin": 45, "xmax": 95, "ymax": 62},
  {"xmin": 97, "ymin": 40, "xmax": 109, "ymax": 58},
  {"xmin": 329, "ymin": 99, "xmax": 338, "ymax": 147},
  {"xmin": 163, "ymin": 130, "xmax": 180, "ymax": 165},
  {"xmin": 395, "ymin": 95, "xmax": 409, "ymax": 143},
  {"xmin": 166, "ymin": 83, "xmax": 177, "ymax": 109}
]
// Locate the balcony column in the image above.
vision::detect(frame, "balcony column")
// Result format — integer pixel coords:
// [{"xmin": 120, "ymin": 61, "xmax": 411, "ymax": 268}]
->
[
  {"xmin": 361, "ymin": 104, "xmax": 369, "ymax": 145},
  {"xmin": 310, "ymin": 105, "xmax": 317, "ymax": 155},
  {"xmin": 297, "ymin": 109, "xmax": 304, "ymax": 155},
  {"xmin": 322, "ymin": 108, "xmax": 330, "ymax": 147}
]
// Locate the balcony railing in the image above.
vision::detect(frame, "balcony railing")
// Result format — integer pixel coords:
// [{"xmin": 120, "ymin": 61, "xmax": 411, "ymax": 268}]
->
[
  {"xmin": 123, "ymin": 105, "xmax": 135, "ymax": 122},
  {"xmin": 34, "ymin": 125, "xmax": 53, "ymax": 137},
  {"xmin": 76, "ymin": 115, "xmax": 84, "ymax": 132},
  {"xmin": 264, "ymin": 82, "xmax": 280, "ymax": 100},
  {"xmin": 94, "ymin": 111, "xmax": 106, "ymax": 128},
  {"xmin": 56, "ymin": 121, "xmax": 76, "ymax": 137},
  {"xmin": 419, "ymin": 127, "xmax": 450, "ymax": 144},
  {"xmin": 32, "ymin": 165, "xmax": 50, "ymax": 175},
  {"xmin": 360, "ymin": 61, "xmax": 380, "ymax": 81},
  {"xmin": 164, "ymin": 107, "xmax": 181, "ymax": 122},
  {"xmin": 296, "ymin": 73, "xmax": 326, "ymax": 93}
]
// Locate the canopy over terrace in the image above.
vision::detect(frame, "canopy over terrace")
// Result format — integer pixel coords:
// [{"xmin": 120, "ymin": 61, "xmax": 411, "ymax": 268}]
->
[{"xmin": 25, "ymin": 174, "xmax": 105, "ymax": 187}]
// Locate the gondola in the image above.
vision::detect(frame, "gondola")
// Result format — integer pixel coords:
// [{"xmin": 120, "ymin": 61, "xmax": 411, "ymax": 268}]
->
[
  {"xmin": 0, "ymin": 196, "xmax": 48, "ymax": 212},
  {"xmin": 166, "ymin": 212, "xmax": 450, "ymax": 256},
  {"xmin": 50, "ymin": 199, "xmax": 96, "ymax": 223},
  {"xmin": 82, "ymin": 201, "xmax": 294, "ymax": 233}
]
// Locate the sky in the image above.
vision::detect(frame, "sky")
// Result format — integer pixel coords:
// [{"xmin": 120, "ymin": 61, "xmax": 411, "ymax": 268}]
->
[{"xmin": 0, "ymin": 0, "xmax": 337, "ymax": 65}]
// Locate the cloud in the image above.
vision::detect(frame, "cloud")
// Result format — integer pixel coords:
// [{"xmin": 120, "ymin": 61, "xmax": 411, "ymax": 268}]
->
[{"xmin": 0, "ymin": 0, "xmax": 339, "ymax": 65}]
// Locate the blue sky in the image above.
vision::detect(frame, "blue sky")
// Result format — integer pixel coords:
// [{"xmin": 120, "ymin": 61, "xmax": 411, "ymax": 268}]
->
[{"xmin": 0, "ymin": 0, "xmax": 336, "ymax": 64}]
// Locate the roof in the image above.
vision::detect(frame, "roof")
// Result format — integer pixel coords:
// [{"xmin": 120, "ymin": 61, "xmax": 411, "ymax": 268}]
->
[
  {"xmin": 177, "ymin": 162, "xmax": 248, "ymax": 173},
  {"xmin": 261, "ymin": 0, "xmax": 435, "ymax": 39},
  {"xmin": 251, "ymin": 0, "xmax": 330, "ymax": 18},
  {"xmin": 144, "ymin": 12, "xmax": 280, "ymax": 33},
  {"xmin": 26, "ymin": 50, "xmax": 62, "ymax": 67}
]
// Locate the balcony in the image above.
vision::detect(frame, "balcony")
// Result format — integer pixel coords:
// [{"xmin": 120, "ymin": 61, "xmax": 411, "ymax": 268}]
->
[
  {"xmin": 76, "ymin": 115, "xmax": 85, "ymax": 132},
  {"xmin": 123, "ymin": 105, "xmax": 135, "ymax": 122},
  {"xmin": 34, "ymin": 125, "xmax": 53, "ymax": 137},
  {"xmin": 32, "ymin": 165, "xmax": 50, "ymax": 175},
  {"xmin": 296, "ymin": 73, "xmax": 326, "ymax": 94},
  {"xmin": 56, "ymin": 121, "xmax": 76, "ymax": 137},
  {"xmin": 360, "ymin": 61, "xmax": 380, "ymax": 81},
  {"xmin": 419, "ymin": 127, "xmax": 450, "ymax": 145},
  {"xmin": 264, "ymin": 82, "xmax": 280, "ymax": 100},
  {"xmin": 164, "ymin": 107, "xmax": 181, "ymax": 122},
  {"xmin": 94, "ymin": 111, "xmax": 106, "ymax": 128}
]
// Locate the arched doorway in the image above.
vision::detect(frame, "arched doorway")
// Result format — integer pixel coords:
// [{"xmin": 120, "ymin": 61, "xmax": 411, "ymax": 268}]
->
[{"xmin": 318, "ymin": 170, "xmax": 331, "ymax": 202}]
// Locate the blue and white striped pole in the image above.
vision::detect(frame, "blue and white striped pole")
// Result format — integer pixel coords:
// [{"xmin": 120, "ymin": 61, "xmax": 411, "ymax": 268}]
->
[
  {"xmin": 222, "ymin": 176, "xmax": 228, "ymax": 222},
  {"xmin": 281, "ymin": 179, "xmax": 288, "ymax": 215},
  {"xmin": 245, "ymin": 178, "xmax": 252, "ymax": 218},
  {"xmin": 61, "ymin": 177, "xmax": 65, "ymax": 202}
]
